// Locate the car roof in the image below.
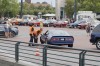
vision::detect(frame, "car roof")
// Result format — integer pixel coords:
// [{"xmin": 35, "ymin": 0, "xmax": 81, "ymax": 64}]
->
[{"xmin": 47, "ymin": 29, "xmax": 70, "ymax": 36}]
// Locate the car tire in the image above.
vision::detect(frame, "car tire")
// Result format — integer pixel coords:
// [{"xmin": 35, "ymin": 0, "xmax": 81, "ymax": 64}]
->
[
  {"xmin": 96, "ymin": 39, "xmax": 100, "ymax": 50},
  {"xmin": 68, "ymin": 44, "xmax": 73, "ymax": 47}
]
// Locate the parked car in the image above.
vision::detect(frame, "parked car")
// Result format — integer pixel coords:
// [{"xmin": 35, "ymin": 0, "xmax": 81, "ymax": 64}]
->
[
  {"xmin": 33, "ymin": 20, "xmax": 40, "ymax": 27},
  {"xmin": 18, "ymin": 19, "xmax": 30, "ymax": 26},
  {"xmin": 28, "ymin": 20, "xmax": 37, "ymax": 26},
  {"xmin": 36, "ymin": 19, "xmax": 45, "ymax": 26},
  {"xmin": 11, "ymin": 18, "xmax": 22, "ymax": 25},
  {"xmin": 0, "ymin": 24, "xmax": 18, "ymax": 37},
  {"xmin": 49, "ymin": 19, "xmax": 57, "ymax": 27},
  {"xmin": 77, "ymin": 21, "xmax": 89, "ymax": 29},
  {"xmin": 43, "ymin": 20, "xmax": 51, "ymax": 27},
  {"xmin": 40, "ymin": 29, "xmax": 74, "ymax": 47},
  {"xmin": 90, "ymin": 24, "xmax": 100, "ymax": 49},
  {"xmin": 69, "ymin": 20, "xmax": 86, "ymax": 28},
  {"xmin": 53, "ymin": 21, "xmax": 68, "ymax": 27}
]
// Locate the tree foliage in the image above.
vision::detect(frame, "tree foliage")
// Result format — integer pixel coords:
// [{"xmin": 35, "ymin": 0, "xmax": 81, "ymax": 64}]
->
[
  {"xmin": 64, "ymin": 0, "xmax": 74, "ymax": 18},
  {"xmin": 0, "ymin": 0, "xmax": 55, "ymax": 17},
  {"xmin": 22, "ymin": 2, "xmax": 55, "ymax": 16},
  {"xmin": 0, "ymin": 0, "xmax": 19, "ymax": 17},
  {"xmin": 64, "ymin": 0, "xmax": 100, "ymax": 18}
]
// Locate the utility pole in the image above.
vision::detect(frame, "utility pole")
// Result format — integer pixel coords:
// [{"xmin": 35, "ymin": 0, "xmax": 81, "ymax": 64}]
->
[
  {"xmin": 74, "ymin": 0, "xmax": 77, "ymax": 21},
  {"xmin": 20, "ymin": 0, "xmax": 23, "ymax": 18}
]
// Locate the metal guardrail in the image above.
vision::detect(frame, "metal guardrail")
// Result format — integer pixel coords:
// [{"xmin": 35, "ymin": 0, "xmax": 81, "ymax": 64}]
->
[{"xmin": 0, "ymin": 39, "xmax": 100, "ymax": 66}]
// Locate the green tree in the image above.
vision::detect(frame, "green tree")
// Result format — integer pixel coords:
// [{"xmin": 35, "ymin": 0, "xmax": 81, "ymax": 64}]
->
[
  {"xmin": 64, "ymin": 0, "xmax": 100, "ymax": 19},
  {"xmin": 64, "ymin": 0, "xmax": 74, "ymax": 18},
  {"xmin": 22, "ymin": 2, "xmax": 55, "ymax": 16},
  {"xmin": 0, "ymin": 0, "xmax": 19, "ymax": 17}
]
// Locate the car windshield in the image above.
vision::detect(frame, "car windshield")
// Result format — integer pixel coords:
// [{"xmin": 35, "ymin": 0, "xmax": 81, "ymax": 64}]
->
[
  {"xmin": 48, "ymin": 30, "xmax": 70, "ymax": 36},
  {"xmin": 92, "ymin": 24, "xmax": 100, "ymax": 33}
]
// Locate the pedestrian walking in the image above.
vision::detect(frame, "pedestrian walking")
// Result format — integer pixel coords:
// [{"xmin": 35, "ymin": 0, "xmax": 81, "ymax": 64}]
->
[
  {"xmin": 29, "ymin": 24, "xmax": 34, "ymax": 46},
  {"xmin": 86, "ymin": 23, "xmax": 91, "ymax": 36}
]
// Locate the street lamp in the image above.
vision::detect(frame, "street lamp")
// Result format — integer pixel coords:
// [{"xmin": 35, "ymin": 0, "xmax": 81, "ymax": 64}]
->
[
  {"xmin": 20, "ymin": 0, "xmax": 23, "ymax": 18},
  {"xmin": 74, "ymin": 0, "xmax": 77, "ymax": 21}
]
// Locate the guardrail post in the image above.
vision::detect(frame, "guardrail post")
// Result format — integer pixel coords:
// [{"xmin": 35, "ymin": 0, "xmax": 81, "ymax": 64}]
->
[
  {"xmin": 79, "ymin": 50, "xmax": 87, "ymax": 66},
  {"xmin": 15, "ymin": 42, "xmax": 20, "ymax": 62},
  {"xmin": 43, "ymin": 45, "xmax": 47, "ymax": 66}
]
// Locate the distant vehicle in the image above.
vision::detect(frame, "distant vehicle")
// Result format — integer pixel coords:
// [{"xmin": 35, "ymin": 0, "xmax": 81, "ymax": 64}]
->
[
  {"xmin": 19, "ymin": 19, "xmax": 28, "ymax": 26},
  {"xmin": 33, "ymin": 20, "xmax": 41, "ymax": 27},
  {"xmin": 49, "ymin": 19, "xmax": 57, "ymax": 27},
  {"xmin": 90, "ymin": 24, "xmax": 100, "ymax": 49},
  {"xmin": 77, "ymin": 19, "xmax": 91, "ymax": 29},
  {"xmin": 69, "ymin": 20, "xmax": 86, "ymax": 28},
  {"xmin": 53, "ymin": 21, "xmax": 68, "ymax": 27},
  {"xmin": 77, "ymin": 21, "xmax": 88, "ymax": 29},
  {"xmin": 76, "ymin": 11, "xmax": 96, "ymax": 21},
  {"xmin": 40, "ymin": 29, "xmax": 74, "ymax": 47},
  {"xmin": 43, "ymin": 20, "xmax": 51, "ymax": 27},
  {"xmin": 0, "ymin": 24, "xmax": 18, "ymax": 37},
  {"xmin": 10, "ymin": 18, "xmax": 22, "ymax": 25}
]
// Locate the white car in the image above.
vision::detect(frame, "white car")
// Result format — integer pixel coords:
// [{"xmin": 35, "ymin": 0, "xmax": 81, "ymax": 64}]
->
[{"xmin": 91, "ymin": 20, "xmax": 100, "ymax": 30}]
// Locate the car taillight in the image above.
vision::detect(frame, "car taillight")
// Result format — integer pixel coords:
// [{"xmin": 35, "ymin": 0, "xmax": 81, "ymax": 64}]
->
[
  {"xmin": 51, "ymin": 38, "xmax": 59, "ymax": 41},
  {"xmin": 65, "ymin": 38, "xmax": 73, "ymax": 41}
]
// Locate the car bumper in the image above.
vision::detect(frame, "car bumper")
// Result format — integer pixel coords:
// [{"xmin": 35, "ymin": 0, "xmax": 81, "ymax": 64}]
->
[{"xmin": 48, "ymin": 41, "xmax": 73, "ymax": 45}]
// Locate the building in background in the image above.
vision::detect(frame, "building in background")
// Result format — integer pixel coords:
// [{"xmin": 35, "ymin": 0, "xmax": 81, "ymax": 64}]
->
[
  {"xmin": 25, "ymin": 0, "xmax": 31, "ymax": 3},
  {"xmin": 56, "ymin": 0, "xmax": 65, "ymax": 20}
]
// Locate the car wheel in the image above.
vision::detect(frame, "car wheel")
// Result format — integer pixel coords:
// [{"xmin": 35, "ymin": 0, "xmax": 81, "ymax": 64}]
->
[
  {"xmin": 96, "ymin": 39, "xmax": 100, "ymax": 50},
  {"xmin": 68, "ymin": 44, "xmax": 73, "ymax": 47}
]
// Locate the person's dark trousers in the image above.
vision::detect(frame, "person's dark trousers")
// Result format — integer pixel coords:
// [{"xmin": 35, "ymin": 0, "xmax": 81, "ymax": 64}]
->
[
  {"xmin": 34, "ymin": 36, "xmax": 38, "ymax": 43},
  {"xmin": 29, "ymin": 34, "xmax": 34, "ymax": 46}
]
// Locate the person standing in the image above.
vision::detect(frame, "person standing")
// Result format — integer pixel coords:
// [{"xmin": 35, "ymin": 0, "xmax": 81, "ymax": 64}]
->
[
  {"xmin": 86, "ymin": 23, "xmax": 91, "ymax": 36},
  {"xmin": 5, "ymin": 21, "xmax": 12, "ymax": 38},
  {"xmin": 33, "ymin": 28, "xmax": 43, "ymax": 43},
  {"xmin": 8, "ymin": 22, "xmax": 12, "ymax": 37},
  {"xmin": 29, "ymin": 24, "xmax": 34, "ymax": 46}
]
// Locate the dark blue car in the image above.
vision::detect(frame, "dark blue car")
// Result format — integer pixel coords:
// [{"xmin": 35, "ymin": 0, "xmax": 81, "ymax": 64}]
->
[
  {"xmin": 90, "ymin": 24, "xmax": 100, "ymax": 49},
  {"xmin": 40, "ymin": 29, "xmax": 74, "ymax": 47}
]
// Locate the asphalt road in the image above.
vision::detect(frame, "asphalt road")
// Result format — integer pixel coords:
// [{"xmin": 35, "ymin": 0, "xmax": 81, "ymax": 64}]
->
[
  {"xmin": 5, "ymin": 26, "xmax": 96, "ymax": 50},
  {"xmin": 0, "ymin": 26, "xmax": 100, "ymax": 66}
]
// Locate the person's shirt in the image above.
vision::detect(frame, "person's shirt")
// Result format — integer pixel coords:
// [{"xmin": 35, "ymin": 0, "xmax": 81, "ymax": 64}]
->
[
  {"xmin": 29, "ymin": 26, "xmax": 34, "ymax": 35},
  {"xmin": 6, "ymin": 23, "xmax": 10, "ymax": 29},
  {"xmin": 33, "ymin": 28, "xmax": 42, "ymax": 36}
]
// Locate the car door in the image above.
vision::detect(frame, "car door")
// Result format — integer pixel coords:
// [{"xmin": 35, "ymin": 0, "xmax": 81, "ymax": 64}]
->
[{"xmin": 40, "ymin": 30, "xmax": 49, "ymax": 43}]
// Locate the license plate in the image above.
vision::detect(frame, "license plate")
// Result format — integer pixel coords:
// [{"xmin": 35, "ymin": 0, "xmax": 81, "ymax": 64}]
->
[{"xmin": 60, "ymin": 38, "xmax": 64, "ymax": 41}]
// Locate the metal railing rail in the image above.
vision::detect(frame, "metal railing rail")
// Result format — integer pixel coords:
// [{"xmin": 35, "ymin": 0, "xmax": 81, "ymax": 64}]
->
[{"xmin": 0, "ymin": 39, "xmax": 100, "ymax": 66}]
